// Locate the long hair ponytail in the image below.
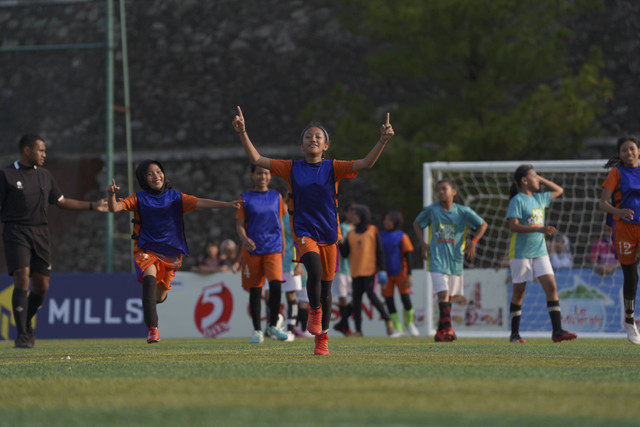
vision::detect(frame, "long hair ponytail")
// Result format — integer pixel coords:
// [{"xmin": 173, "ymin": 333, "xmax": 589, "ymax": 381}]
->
[
  {"xmin": 604, "ymin": 136, "xmax": 639, "ymax": 168},
  {"xmin": 510, "ymin": 164, "xmax": 534, "ymax": 200}
]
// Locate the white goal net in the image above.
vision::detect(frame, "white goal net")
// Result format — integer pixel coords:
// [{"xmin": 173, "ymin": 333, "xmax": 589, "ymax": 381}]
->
[{"xmin": 422, "ymin": 160, "xmax": 625, "ymax": 337}]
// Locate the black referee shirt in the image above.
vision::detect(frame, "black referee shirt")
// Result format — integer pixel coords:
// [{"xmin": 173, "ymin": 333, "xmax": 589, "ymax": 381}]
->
[{"xmin": 0, "ymin": 161, "xmax": 64, "ymax": 225}]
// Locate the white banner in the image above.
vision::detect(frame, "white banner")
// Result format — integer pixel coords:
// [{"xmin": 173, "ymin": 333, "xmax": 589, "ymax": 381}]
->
[{"xmin": 157, "ymin": 269, "xmax": 510, "ymax": 338}]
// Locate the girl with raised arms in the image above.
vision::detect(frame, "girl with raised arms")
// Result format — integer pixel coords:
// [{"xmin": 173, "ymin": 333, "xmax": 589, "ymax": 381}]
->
[{"xmin": 232, "ymin": 106, "xmax": 393, "ymax": 355}]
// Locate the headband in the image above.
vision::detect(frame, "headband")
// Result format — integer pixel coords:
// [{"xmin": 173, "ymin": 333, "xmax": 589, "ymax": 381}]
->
[{"xmin": 300, "ymin": 125, "xmax": 330, "ymax": 143}]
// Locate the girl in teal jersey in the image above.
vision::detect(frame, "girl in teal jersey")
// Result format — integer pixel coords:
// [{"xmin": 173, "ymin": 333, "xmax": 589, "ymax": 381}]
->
[
  {"xmin": 507, "ymin": 165, "xmax": 577, "ymax": 343},
  {"xmin": 413, "ymin": 179, "xmax": 487, "ymax": 342}
]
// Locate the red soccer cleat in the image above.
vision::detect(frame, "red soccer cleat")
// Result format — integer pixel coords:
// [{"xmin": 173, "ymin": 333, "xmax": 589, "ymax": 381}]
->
[
  {"xmin": 434, "ymin": 328, "xmax": 446, "ymax": 342},
  {"xmin": 307, "ymin": 306, "xmax": 323, "ymax": 336},
  {"xmin": 333, "ymin": 323, "xmax": 352, "ymax": 336},
  {"xmin": 552, "ymin": 329, "xmax": 577, "ymax": 343},
  {"xmin": 443, "ymin": 326, "xmax": 457, "ymax": 341},
  {"xmin": 510, "ymin": 334, "xmax": 526, "ymax": 343},
  {"xmin": 314, "ymin": 333, "xmax": 329, "ymax": 356},
  {"xmin": 147, "ymin": 326, "xmax": 160, "ymax": 344}
]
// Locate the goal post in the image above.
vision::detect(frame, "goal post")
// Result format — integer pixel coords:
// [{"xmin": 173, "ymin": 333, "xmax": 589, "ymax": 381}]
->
[{"xmin": 421, "ymin": 160, "xmax": 625, "ymax": 337}]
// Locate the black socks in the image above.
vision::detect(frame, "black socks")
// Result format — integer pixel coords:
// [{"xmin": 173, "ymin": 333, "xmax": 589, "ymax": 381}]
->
[{"xmin": 142, "ymin": 275, "xmax": 158, "ymax": 328}]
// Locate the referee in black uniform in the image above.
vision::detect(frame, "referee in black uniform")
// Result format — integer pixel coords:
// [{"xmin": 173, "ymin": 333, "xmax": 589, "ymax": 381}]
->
[{"xmin": 0, "ymin": 134, "xmax": 108, "ymax": 348}]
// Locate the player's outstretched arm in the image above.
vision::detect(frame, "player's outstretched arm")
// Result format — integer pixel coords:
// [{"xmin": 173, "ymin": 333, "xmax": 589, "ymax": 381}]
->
[
  {"xmin": 196, "ymin": 199, "xmax": 243, "ymax": 210},
  {"xmin": 353, "ymin": 112, "xmax": 394, "ymax": 172},
  {"xmin": 233, "ymin": 106, "xmax": 271, "ymax": 169},
  {"xmin": 106, "ymin": 179, "xmax": 124, "ymax": 212},
  {"xmin": 57, "ymin": 197, "xmax": 108, "ymax": 212}
]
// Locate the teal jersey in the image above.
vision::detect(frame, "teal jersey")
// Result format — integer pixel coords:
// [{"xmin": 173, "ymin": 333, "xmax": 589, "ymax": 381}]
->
[
  {"xmin": 282, "ymin": 212, "xmax": 295, "ymax": 272},
  {"xmin": 414, "ymin": 202, "xmax": 484, "ymax": 275},
  {"xmin": 506, "ymin": 192, "xmax": 551, "ymax": 259},
  {"xmin": 338, "ymin": 222, "xmax": 353, "ymax": 275}
]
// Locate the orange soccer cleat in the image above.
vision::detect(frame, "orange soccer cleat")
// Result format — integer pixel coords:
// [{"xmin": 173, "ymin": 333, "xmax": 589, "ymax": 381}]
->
[
  {"xmin": 147, "ymin": 326, "xmax": 160, "ymax": 344},
  {"xmin": 314, "ymin": 333, "xmax": 329, "ymax": 356},
  {"xmin": 307, "ymin": 306, "xmax": 323, "ymax": 336}
]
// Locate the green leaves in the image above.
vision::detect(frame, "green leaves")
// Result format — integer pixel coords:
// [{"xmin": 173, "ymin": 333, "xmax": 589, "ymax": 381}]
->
[
  {"xmin": 336, "ymin": 0, "xmax": 611, "ymax": 161},
  {"xmin": 301, "ymin": 0, "xmax": 611, "ymax": 220}
]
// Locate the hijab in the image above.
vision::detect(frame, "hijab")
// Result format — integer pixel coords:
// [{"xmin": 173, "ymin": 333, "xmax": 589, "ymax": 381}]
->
[{"xmin": 135, "ymin": 159, "xmax": 171, "ymax": 194}]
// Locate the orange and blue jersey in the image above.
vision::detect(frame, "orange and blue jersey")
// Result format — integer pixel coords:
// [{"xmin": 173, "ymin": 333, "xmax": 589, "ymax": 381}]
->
[
  {"xmin": 270, "ymin": 159, "xmax": 357, "ymax": 245},
  {"xmin": 236, "ymin": 189, "xmax": 285, "ymax": 255},
  {"xmin": 120, "ymin": 190, "xmax": 200, "ymax": 256},
  {"xmin": 380, "ymin": 230, "xmax": 414, "ymax": 276},
  {"xmin": 602, "ymin": 166, "xmax": 640, "ymax": 224}
]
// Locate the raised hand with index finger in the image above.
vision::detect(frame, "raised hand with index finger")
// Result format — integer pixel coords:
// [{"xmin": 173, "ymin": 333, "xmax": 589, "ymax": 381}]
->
[
  {"xmin": 232, "ymin": 106, "xmax": 246, "ymax": 134},
  {"xmin": 106, "ymin": 178, "xmax": 120, "ymax": 195},
  {"xmin": 380, "ymin": 112, "xmax": 394, "ymax": 144}
]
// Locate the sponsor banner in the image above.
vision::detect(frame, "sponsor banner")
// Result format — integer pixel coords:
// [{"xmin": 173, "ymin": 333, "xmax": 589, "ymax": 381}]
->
[
  {"xmin": 158, "ymin": 271, "xmax": 428, "ymax": 338},
  {"xmin": 430, "ymin": 269, "xmax": 509, "ymax": 332},
  {"xmin": 508, "ymin": 268, "xmax": 624, "ymax": 333},
  {"xmin": 1, "ymin": 268, "xmax": 621, "ymax": 340},
  {"xmin": 0, "ymin": 273, "xmax": 143, "ymax": 340},
  {"xmin": 0, "ymin": 271, "xmax": 427, "ymax": 340}
]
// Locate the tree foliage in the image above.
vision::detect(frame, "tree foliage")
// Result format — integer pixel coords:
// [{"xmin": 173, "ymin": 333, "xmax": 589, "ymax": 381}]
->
[{"xmin": 301, "ymin": 0, "xmax": 613, "ymax": 221}]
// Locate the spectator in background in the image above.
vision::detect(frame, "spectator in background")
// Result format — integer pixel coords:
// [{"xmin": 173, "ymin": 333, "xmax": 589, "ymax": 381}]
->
[
  {"xmin": 591, "ymin": 225, "xmax": 619, "ymax": 276},
  {"xmin": 549, "ymin": 234, "xmax": 573, "ymax": 270},
  {"xmin": 220, "ymin": 239, "xmax": 239, "ymax": 270},
  {"xmin": 191, "ymin": 240, "xmax": 227, "ymax": 274}
]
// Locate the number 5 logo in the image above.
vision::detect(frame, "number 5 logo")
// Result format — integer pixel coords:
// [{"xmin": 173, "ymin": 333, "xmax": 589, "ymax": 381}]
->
[{"xmin": 194, "ymin": 282, "xmax": 233, "ymax": 337}]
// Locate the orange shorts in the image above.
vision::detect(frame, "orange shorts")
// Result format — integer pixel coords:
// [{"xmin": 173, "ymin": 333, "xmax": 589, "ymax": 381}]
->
[
  {"xmin": 613, "ymin": 220, "xmax": 640, "ymax": 265},
  {"xmin": 134, "ymin": 250, "xmax": 183, "ymax": 291},
  {"xmin": 293, "ymin": 235, "xmax": 338, "ymax": 282},
  {"xmin": 381, "ymin": 273, "xmax": 411, "ymax": 297},
  {"xmin": 240, "ymin": 248, "xmax": 283, "ymax": 289}
]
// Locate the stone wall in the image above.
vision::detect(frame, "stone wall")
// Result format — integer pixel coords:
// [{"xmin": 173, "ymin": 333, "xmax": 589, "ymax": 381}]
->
[{"xmin": 1, "ymin": 0, "xmax": 639, "ymax": 272}]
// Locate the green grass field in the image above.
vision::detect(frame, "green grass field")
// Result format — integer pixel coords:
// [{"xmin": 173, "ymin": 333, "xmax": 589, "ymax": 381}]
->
[{"xmin": 1, "ymin": 336, "xmax": 639, "ymax": 426}]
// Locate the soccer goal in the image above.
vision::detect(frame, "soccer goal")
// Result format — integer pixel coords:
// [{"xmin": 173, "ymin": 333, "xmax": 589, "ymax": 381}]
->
[{"xmin": 421, "ymin": 160, "xmax": 625, "ymax": 337}]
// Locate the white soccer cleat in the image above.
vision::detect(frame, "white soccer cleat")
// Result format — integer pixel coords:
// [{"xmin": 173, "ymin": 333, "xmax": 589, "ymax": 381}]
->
[
  {"xmin": 249, "ymin": 330, "xmax": 264, "ymax": 344},
  {"xmin": 390, "ymin": 330, "xmax": 404, "ymax": 338},
  {"xmin": 624, "ymin": 322, "xmax": 640, "ymax": 345},
  {"xmin": 285, "ymin": 331, "xmax": 295, "ymax": 342},
  {"xmin": 266, "ymin": 326, "xmax": 288, "ymax": 341},
  {"xmin": 406, "ymin": 323, "xmax": 420, "ymax": 337}
]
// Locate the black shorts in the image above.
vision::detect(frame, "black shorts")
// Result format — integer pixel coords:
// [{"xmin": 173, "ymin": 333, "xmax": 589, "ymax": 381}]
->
[{"xmin": 2, "ymin": 223, "xmax": 51, "ymax": 276}]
